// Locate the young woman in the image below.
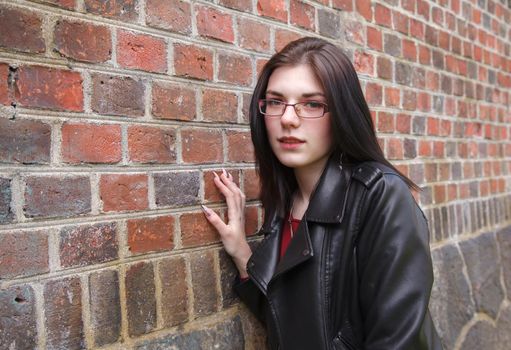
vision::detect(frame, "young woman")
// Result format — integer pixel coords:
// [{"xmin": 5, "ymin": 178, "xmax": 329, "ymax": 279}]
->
[{"xmin": 201, "ymin": 37, "xmax": 442, "ymax": 350}]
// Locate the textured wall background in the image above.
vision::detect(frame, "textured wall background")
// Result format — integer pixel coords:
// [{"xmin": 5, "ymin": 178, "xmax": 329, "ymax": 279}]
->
[{"xmin": 0, "ymin": 0, "xmax": 510, "ymax": 349}]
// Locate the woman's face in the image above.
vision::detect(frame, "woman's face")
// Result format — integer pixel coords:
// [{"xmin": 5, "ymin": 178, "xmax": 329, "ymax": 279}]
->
[{"xmin": 264, "ymin": 64, "xmax": 333, "ymax": 173}]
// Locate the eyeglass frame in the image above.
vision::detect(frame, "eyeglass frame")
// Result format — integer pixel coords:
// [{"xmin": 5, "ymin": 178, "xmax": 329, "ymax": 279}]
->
[{"xmin": 258, "ymin": 99, "xmax": 329, "ymax": 119}]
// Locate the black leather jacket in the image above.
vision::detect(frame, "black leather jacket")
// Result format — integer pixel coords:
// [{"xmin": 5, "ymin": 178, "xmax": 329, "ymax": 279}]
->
[{"xmin": 235, "ymin": 158, "xmax": 443, "ymax": 350}]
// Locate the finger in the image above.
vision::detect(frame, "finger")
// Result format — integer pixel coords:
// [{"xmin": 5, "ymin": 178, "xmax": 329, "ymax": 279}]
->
[
  {"xmin": 219, "ymin": 170, "xmax": 243, "ymax": 204},
  {"xmin": 201, "ymin": 205, "xmax": 228, "ymax": 234}
]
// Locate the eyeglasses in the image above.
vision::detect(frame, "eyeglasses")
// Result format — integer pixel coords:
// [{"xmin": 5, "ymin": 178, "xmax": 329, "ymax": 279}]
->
[{"xmin": 258, "ymin": 99, "xmax": 329, "ymax": 119}]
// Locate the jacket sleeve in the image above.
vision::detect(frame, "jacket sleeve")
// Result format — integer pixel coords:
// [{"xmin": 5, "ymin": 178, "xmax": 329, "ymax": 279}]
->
[
  {"xmin": 355, "ymin": 173, "xmax": 436, "ymax": 350},
  {"xmin": 233, "ymin": 277, "xmax": 266, "ymax": 325}
]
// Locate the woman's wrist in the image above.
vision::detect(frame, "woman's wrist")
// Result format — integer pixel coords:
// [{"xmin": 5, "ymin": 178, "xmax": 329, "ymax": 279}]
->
[{"xmin": 232, "ymin": 241, "xmax": 252, "ymax": 278}]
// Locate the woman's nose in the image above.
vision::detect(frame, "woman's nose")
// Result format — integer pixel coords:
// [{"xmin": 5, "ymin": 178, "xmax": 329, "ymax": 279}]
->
[{"xmin": 280, "ymin": 104, "xmax": 300, "ymax": 127}]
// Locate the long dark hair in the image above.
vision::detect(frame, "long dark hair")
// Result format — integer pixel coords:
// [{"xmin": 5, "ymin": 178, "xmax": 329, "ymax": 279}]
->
[{"xmin": 250, "ymin": 37, "xmax": 418, "ymax": 217}]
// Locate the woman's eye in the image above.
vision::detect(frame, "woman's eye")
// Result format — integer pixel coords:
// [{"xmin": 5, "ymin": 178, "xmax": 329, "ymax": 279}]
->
[
  {"xmin": 304, "ymin": 101, "xmax": 322, "ymax": 109},
  {"xmin": 267, "ymin": 100, "xmax": 283, "ymax": 106}
]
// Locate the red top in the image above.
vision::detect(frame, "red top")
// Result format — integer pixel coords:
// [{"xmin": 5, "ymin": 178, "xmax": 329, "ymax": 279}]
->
[{"xmin": 280, "ymin": 214, "xmax": 301, "ymax": 259}]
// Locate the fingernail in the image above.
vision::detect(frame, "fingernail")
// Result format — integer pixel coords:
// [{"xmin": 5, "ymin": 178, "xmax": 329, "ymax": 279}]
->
[
  {"xmin": 213, "ymin": 171, "xmax": 219, "ymax": 179},
  {"xmin": 201, "ymin": 204, "xmax": 211, "ymax": 216},
  {"xmin": 222, "ymin": 168, "xmax": 227, "ymax": 177}
]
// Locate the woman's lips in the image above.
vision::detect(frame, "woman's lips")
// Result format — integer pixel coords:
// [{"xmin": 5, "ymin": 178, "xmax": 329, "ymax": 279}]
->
[{"xmin": 278, "ymin": 137, "xmax": 305, "ymax": 150}]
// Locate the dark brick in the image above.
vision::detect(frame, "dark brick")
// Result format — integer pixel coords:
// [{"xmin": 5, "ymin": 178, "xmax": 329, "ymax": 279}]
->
[
  {"xmin": 24, "ymin": 176, "xmax": 91, "ymax": 218},
  {"xmin": 0, "ymin": 230, "xmax": 49, "ymax": 278},
  {"xmin": 429, "ymin": 245, "xmax": 474, "ymax": 350},
  {"xmin": 0, "ymin": 177, "xmax": 13, "ymax": 223},
  {"xmin": 377, "ymin": 56, "xmax": 392, "ymax": 80},
  {"xmin": 0, "ymin": 7, "xmax": 45, "ymax": 53},
  {"xmin": 127, "ymin": 216, "xmax": 174, "ymax": 254},
  {"xmin": 91, "ymin": 74, "xmax": 145, "ymax": 117},
  {"xmin": 159, "ymin": 256, "xmax": 189, "ymax": 327},
  {"xmin": 0, "ymin": 285, "xmax": 37, "ymax": 350},
  {"xmin": 126, "ymin": 262, "xmax": 156, "ymax": 336},
  {"xmin": 432, "ymin": 50, "xmax": 444, "ymax": 69},
  {"xmin": 384, "ymin": 33, "xmax": 401, "ymax": 57},
  {"xmin": 146, "ymin": 0, "xmax": 192, "ymax": 34},
  {"xmin": 135, "ymin": 316, "xmax": 244, "ymax": 350},
  {"xmin": 218, "ymin": 249, "xmax": 239, "ymax": 308},
  {"xmin": 460, "ymin": 232, "xmax": 504, "ymax": 319},
  {"xmin": 45, "ymin": 278, "xmax": 85, "ymax": 350},
  {"xmin": 395, "ymin": 62, "xmax": 412, "ymax": 85},
  {"xmin": 54, "ymin": 20, "xmax": 111, "ymax": 63},
  {"xmin": 0, "ymin": 118, "xmax": 51, "ymax": 164},
  {"xmin": 412, "ymin": 116, "xmax": 426, "ymax": 135},
  {"xmin": 317, "ymin": 9, "xmax": 340, "ymax": 38},
  {"xmin": 190, "ymin": 250, "xmax": 218, "ymax": 317},
  {"xmin": 154, "ymin": 171, "xmax": 200, "ymax": 207},
  {"xmin": 84, "ymin": 0, "xmax": 138, "ymax": 22},
  {"xmin": 60, "ymin": 222, "xmax": 118, "ymax": 268},
  {"xmin": 497, "ymin": 226, "xmax": 511, "ymax": 294},
  {"xmin": 89, "ymin": 270, "xmax": 121, "ymax": 346}
]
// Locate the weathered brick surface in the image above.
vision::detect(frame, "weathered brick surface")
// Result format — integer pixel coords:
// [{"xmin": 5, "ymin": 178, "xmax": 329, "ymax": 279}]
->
[
  {"xmin": 218, "ymin": 249, "xmax": 238, "ymax": 308},
  {"xmin": 135, "ymin": 315, "xmax": 245, "ymax": 349},
  {"xmin": 60, "ymin": 222, "xmax": 118, "ymax": 268},
  {"xmin": 243, "ymin": 168, "xmax": 261, "ymax": 201},
  {"xmin": 196, "ymin": 5, "xmax": 234, "ymax": 43},
  {"xmin": 54, "ymin": 20, "xmax": 111, "ymax": 63},
  {"xmin": 174, "ymin": 43, "xmax": 213, "ymax": 81},
  {"xmin": 126, "ymin": 262, "xmax": 156, "ymax": 336},
  {"xmin": 44, "ymin": 277, "xmax": 84, "ymax": 349},
  {"xmin": 0, "ymin": 6, "xmax": 45, "ymax": 53},
  {"xmin": 128, "ymin": 125, "xmax": 176, "ymax": 163},
  {"xmin": 100, "ymin": 174, "xmax": 148, "ymax": 212},
  {"xmin": 146, "ymin": 0, "xmax": 191, "ymax": 34},
  {"xmin": 181, "ymin": 128, "xmax": 223, "ymax": 163},
  {"xmin": 257, "ymin": 0, "xmax": 288, "ymax": 23},
  {"xmin": 42, "ymin": 0, "xmax": 75, "ymax": 9},
  {"xmin": 0, "ymin": 63, "xmax": 9, "ymax": 105},
  {"xmin": 159, "ymin": 256, "xmax": 189, "ymax": 326},
  {"xmin": 227, "ymin": 130, "xmax": 255, "ymax": 163},
  {"xmin": 62, "ymin": 122, "xmax": 121, "ymax": 164},
  {"xmin": 0, "ymin": 230, "xmax": 49, "ymax": 278},
  {"xmin": 0, "ymin": 118, "xmax": 51, "ymax": 164},
  {"xmin": 190, "ymin": 250, "xmax": 218, "ymax": 317},
  {"xmin": 0, "ymin": 177, "xmax": 13, "ymax": 223},
  {"xmin": 203, "ymin": 169, "xmax": 240, "ymax": 203},
  {"xmin": 24, "ymin": 176, "xmax": 91, "ymax": 218},
  {"xmin": 317, "ymin": 9, "xmax": 341, "ymax": 38},
  {"xmin": 154, "ymin": 171, "xmax": 200, "ymax": 207},
  {"xmin": 217, "ymin": 53, "xmax": 252, "ymax": 86},
  {"xmin": 0, "ymin": 285, "xmax": 37, "ymax": 350},
  {"xmin": 117, "ymin": 30, "xmax": 167, "ymax": 73},
  {"xmin": 290, "ymin": 0, "xmax": 315, "ymax": 30},
  {"xmin": 151, "ymin": 82, "xmax": 196, "ymax": 121},
  {"xmin": 238, "ymin": 18, "xmax": 270, "ymax": 53},
  {"xmin": 16, "ymin": 66, "xmax": 83, "ymax": 111},
  {"xmin": 89, "ymin": 270, "xmax": 121, "ymax": 346},
  {"xmin": 84, "ymin": 0, "xmax": 138, "ymax": 22},
  {"xmin": 181, "ymin": 212, "xmax": 220, "ymax": 247},
  {"xmin": 127, "ymin": 215, "xmax": 174, "ymax": 254},
  {"xmin": 202, "ymin": 89, "xmax": 238, "ymax": 123},
  {"xmin": 91, "ymin": 74, "xmax": 145, "ymax": 117}
]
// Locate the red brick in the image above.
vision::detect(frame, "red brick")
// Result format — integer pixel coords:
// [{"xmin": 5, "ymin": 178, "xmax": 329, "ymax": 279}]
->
[
  {"xmin": 196, "ymin": 5, "xmax": 234, "ymax": 43},
  {"xmin": 257, "ymin": 0, "xmax": 288, "ymax": 23},
  {"xmin": 402, "ymin": 0, "xmax": 415, "ymax": 12},
  {"xmin": 433, "ymin": 184, "xmax": 446, "ymax": 204},
  {"xmin": 84, "ymin": 0, "xmax": 137, "ymax": 22},
  {"xmin": 238, "ymin": 18, "xmax": 270, "ymax": 53},
  {"xmin": 128, "ymin": 125, "xmax": 176, "ymax": 164},
  {"xmin": 151, "ymin": 82, "xmax": 196, "ymax": 121},
  {"xmin": 257, "ymin": 58, "xmax": 268, "ymax": 77},
  {"xmin": 127, "ymin": 216, "xmax": 174, "ymax": 254},
  {"xmin": 417, "ymin": 0, "xmax": 430, "ymax": 20},
  {"xmin": 344, "ymin": 20, "xmax": 364, "ymax": 45},
  {"xmin": 365, "ymin": 82, "xmax": 382, "ymax": 106},
  {"xmin": 427, "ymin": 117, "xmax": 440, "ymax": 136},
  {"xmin": 59, "ymin": 222, "xmax": 118, "ymax": 268},
  {"xmin": 385, "ymin": 87, "xmax": 400, "ymax": 107},
  {"xmin": 438, "ymin": 31, "xmax": 450, "ymax": 51},
  {"xmin": 418, "ymin": 140, "xmax": 432, "ymax": 157},
  {"xmin": 433, "ymin": 141, "xmax": 444, "ymax": 157},
  {"xmin": 100, "ymin": 174, "xmax": 148, "ymax": 212},
  {"xmin": 24, "ymin": 176, "xmax": 91, "ymax": 218},
  {"xmin": 219, "ymin": 0, "xmax": 252, "ymax": 11},
  {"xmin": 402, "ymin": 90, "xmax": 417, "ymax": 110},
  {"xmin": 117, "ymin": 30, "xmax": 166, "ymax": 73},
  {"xmin": 181, "ymin": 128, "xmax": 223, "ymax": 163},
  {"xmin": 332, "ymin": 0, "xmax": 353, "ymax": 11},
  {"xmin": 0, "ymin": 230, "xmax": 49, "ymax": 278},
  {"xmin": 190, "ymin": 250, "xmax": 218, "ymax": 317},
  {"xmin": 375, "ymin": 4, "xmax": 391, "ymax": 28},
  {"xmin": 0, "ymin": 285, "xmax": 37, "ymax": 349},
  {"xmin": 354, "ymin": 51, "xmax": 374, "ymax": 76},
  {"xmin": 54, "ymin": 20, "xmax": 111, "ymax": 63},
  {"xmin": 16, "ymin": 66, "xmax": 83, "ymax": 111},
  {"xmin": 174, "ymin": 43, "xmax": 213, "ymax": 81},
  {"xmin": 181, "ymin": 212, "xmax": 220, "ymax": 247},
  {"xmin": 356, "ymin": 0, "xmax": 372, "ymax": 21},
  {"xmin": 227, "ymin": 130, "xmax": 255, "ymax": 163},
  {"xmin": 0, "ymin": 7, "xmax": 45, "ymax": 53},
  {"xmin": 410, "ymin": 19, "xmax": 425, "ymax": 40},
  {"xmin": 0, "ymin": 118, "xmax": 51, "ymax": 164},
  {"xmin": 402, "ymin": 39, "xmax": 417, "ymax": 61},
  {"xmin": 377, "ymin": 112, "xmax": 394, "ymax": 133},
  {"xmin": 91, "ymin": 74, "xmax": 145, "ymax": 117},
  {"xmin": 146, "ymin": 0, "xmax": 191, "ymax": 34},
  {"xmin": 377, "ymin": 56, "xmax": 392, "ymax": 80},
  {"xmin": 417, "ymin": 92, "xmax": 431, "ymax": 112},
  {"xmin": 387, "ymin": 138, "xmax": 404, "ymax": 159},
  {"xmin": 0, "ymin": 63, "xmax": 9, "ymax": 105},
  {"xmin": 159, "ymin": 257, "xmax": 189, "ymax": 326},
  {"xmin": 203, "ymin": 169, "xmax": 240, "ymax": 203},
  {"xmin": 432, "ymin": 6, "xmax": 444, "ymax": 26},
  {"xmin": 125, "ymin": 262, "xmax": 156, "ymax": 336},
  {"xmin": 202, "ymin": 89, "xmax": 238, "ymax": 123},
  {"xmin": 44, "ymin": 278, "xmax": 84, "ymax": 349},
  {"xmin": 290, "ymin": 0, "xmax": 315, "ymax": 30},
  {"xmin": 218, "ymin": 52, "xmax": 252, "ymax": 86},
  {"xmin": 275, "ymin": 29, "xmax": 302, "ymax": 52},
  {"xmin": 367, "ymin": 26, "xmax": 382, "ymax": 51},
  {"xmin": 245, "ymin": 205, "xmax": 260, "ymax": 236},
  {"xmin": 243, "ymin": 168, "xmax": 260, "ymax": 201},
  {"xmin": 62, "ymin": 123, "xmax": 121, "ymax": 164},
  {"xmin": 393, "ymin": 10, "xmax": 409, "ymax": 34},
  {"xmin": 41, "ymin": 0, "xmax": 75, "ymax": 9}
]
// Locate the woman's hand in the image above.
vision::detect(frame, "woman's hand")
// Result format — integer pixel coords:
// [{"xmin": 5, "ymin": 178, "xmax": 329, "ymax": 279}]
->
[{"xmin": 202, "ymin": 169, "xmax": 252, "ymax": 278}]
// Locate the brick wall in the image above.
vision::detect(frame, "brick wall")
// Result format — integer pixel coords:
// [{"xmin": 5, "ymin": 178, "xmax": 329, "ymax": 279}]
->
[{"xmin": 0, "ymin": 0, "xmax": 509, "ymax": 349}]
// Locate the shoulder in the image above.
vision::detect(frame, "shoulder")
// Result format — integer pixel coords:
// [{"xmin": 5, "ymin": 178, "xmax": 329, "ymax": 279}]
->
[{"xmin": 351, "ymin": 161, "xmax": 408, "ymax": 192}]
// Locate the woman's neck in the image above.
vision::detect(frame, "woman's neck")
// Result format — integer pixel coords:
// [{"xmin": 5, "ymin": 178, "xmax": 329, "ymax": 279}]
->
[{"xmin": 292, "ymin": 157, "xmax": 329, "ymax": 217}]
